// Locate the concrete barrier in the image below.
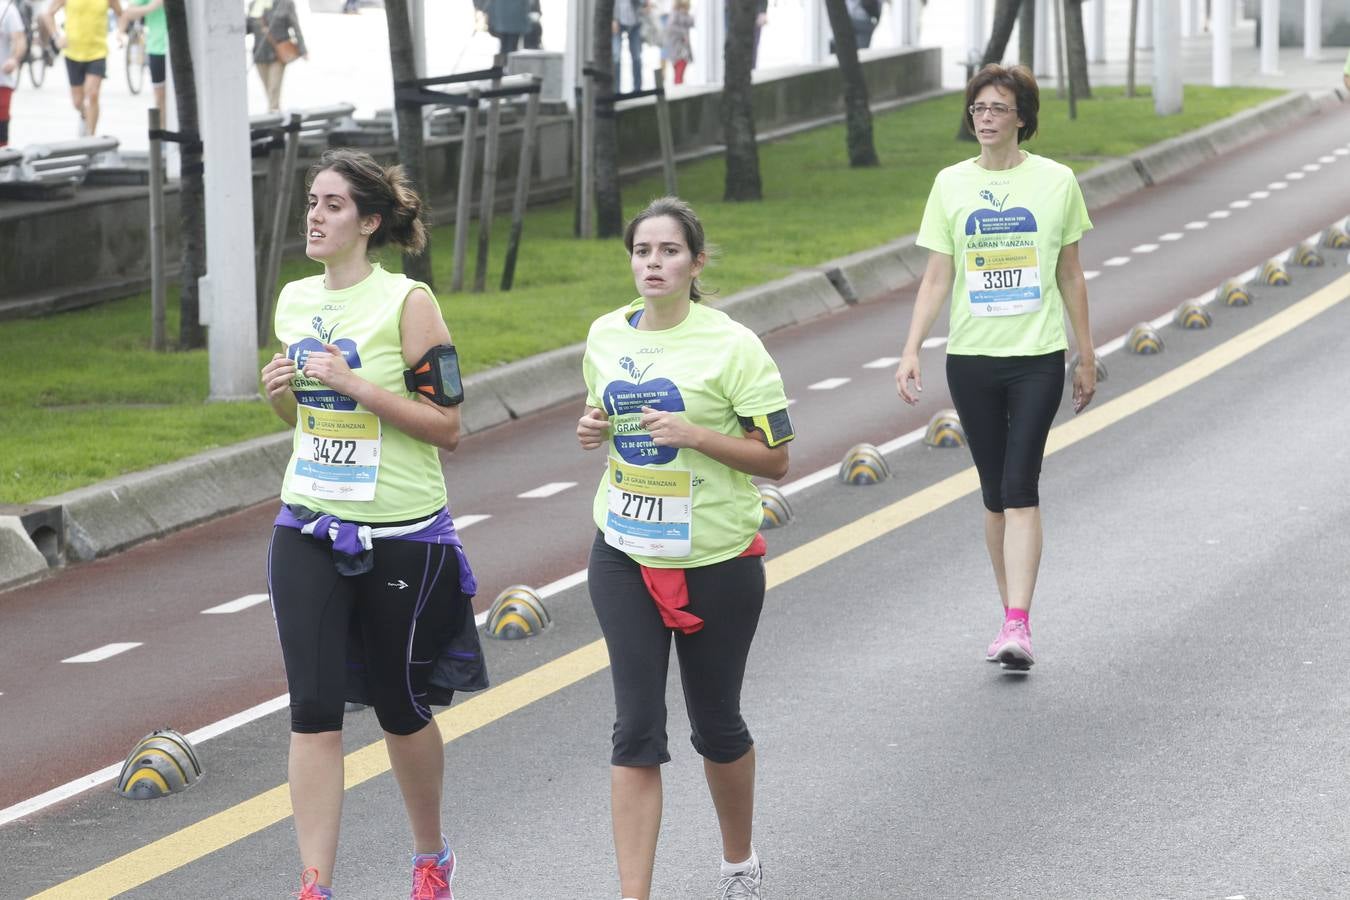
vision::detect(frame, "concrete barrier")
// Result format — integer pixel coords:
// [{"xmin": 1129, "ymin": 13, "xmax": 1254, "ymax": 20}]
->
[
  {"xmin": 1078, "ymin": 158, "xmax": 1151, "ymax": 209},
  {"xmin": 823, "ymin": 236, "xmax": 925, "ymax": 303},
  {"xmin": 0, "ymin": 517, "xmax": 49, "ymax": 590},
  {"xmin": 481, "ymin": 343, "xmax": 588, "ymax": 421},
  {"xmin": 720, "ymin": 270, "xmax": 847, "ymax": 334}
]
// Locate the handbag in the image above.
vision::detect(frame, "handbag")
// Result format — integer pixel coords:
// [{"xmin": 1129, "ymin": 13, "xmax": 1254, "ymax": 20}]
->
[{"xmin": 267, "ymin": 31, "xmax": 300, "ymax": 65}]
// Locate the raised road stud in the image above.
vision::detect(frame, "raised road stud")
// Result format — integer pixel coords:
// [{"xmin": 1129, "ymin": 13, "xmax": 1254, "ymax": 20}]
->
[
  {"xmin": 1290, "ymin": 241, "xmax": 1324, "ymax": 267},
  {"xmin": 1260, "ymin": 258, "xmax": 1290, "ymax": 286},
  {"xmin": 1174, "ymin": 300, "xmax": 1212, "ymax": 330},
  {"xmin": 923, "ymin": 409, "xmax": 966, "ymax": 448},
  {"xmin": 1322, "ymin": 222, "xmax": 1350, "ymax": 249},
  {"xmin": 1127, "ymin": 323, "xmax": 1164, "ymax": 355},
  {"xmin": 116, "ymin": 728, "xmax": 202, "ymax": 799},
  {"xmin": 838, "ymin": 443, "xmax": 890, "ymax": 485},
  {"xmin": 1214, "ymin": 279, "xmax": 1251, "ymax": 307},
  {"xmin": 759, "ymin": 484, "xmax": 793, "ymax": 529},
  {"xmin": 1068, "ymin": 353, "xmax": 1107, "ymax": 383},
  {"xmin": 486, "ymin": 584, "xmax": 550, "ymax": 640}
]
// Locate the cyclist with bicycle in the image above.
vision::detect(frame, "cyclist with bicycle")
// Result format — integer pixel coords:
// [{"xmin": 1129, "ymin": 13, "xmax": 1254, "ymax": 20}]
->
[
  {"xmin": 117, "ymin": 0, "xmax": 165, "ymax": 125},
  {"xmin": 41, "ymin": 0, "xmax": 124, "ymax": 137},
  {"xmin": 0, "ymin": 0, "xmax": 24, "ymax": 147}
]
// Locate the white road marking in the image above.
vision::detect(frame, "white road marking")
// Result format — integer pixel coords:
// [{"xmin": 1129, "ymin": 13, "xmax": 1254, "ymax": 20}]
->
[
  {"xmin": 517, "ymin": 482, "xmax": 576, "ymax": 499},
  {"xmin": 1248, "ymin": 190, "xmax": 1269, "ymax": 199},
  {"xmin": 863, "ymin": 357, "xmax": 901, "ymax": 368},
  {"xmin": 453, "ymin": 514, "xmax": 491, "ymax": 529},
  {"xmin": 1318, "ymin": 155, "xmax": 1335, "ymax": 163},
  {"xmin": 1285, "ymin": 172, "xmax": 1305, "ymax": 180},
  {"xmin": 808, "ymin": 377, "xmax": 852, "ymax": 391},
  {"xmin": 1184, "ymin": 220, "xmax": 1208, "ymax": 230},
  {"xmin": 62, "ymin": 643, "xmax": 141, "ymax": 664},
  {"xmin": 201, "ymin": 594, "xmax": 269, "ymax": 615},
  {"xmin": 1083, "ymin": 270, "xmax": 1100, "ymax": 280},
  {"xmin": 1158, "ymin": 232, "xmax": 1183, "ymax": 241},
  {"xmin": 1229, "ymin": 200, "xmax": 1251, "ymax": 209},
  {"xmin": 1334, "ymin": 148, "xmax": 1349, "ymax": 156},
  {"xmin": 1131, "ymin": 243, "xmax": 1158, "ymax": 254},
  {"xmin": 921, "ymin": 336, "xmax": 948, "ymax": 350},
  {"xmin": 786, "ymin": 398, "xmax": 798, "ymax": 406},
  {"xmin": 1208, "ymin": 210, "xmax": 1231, "ymax": 219},
  {"xmin": 1302, "ymin": 163, "xmax": 1319, "ymax": 172},
  {"xmin": 1103, "ymin": 256, "xmax": 1130, "ymax": 267},
  {"xmin": 1268, "ymin": 181, "xmax": 1288, "ymax": 189}
]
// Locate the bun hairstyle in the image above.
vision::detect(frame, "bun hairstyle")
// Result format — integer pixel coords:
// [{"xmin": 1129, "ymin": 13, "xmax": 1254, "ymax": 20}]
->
[
  {"xmin": 964, "ymin": 63, "xmax": 1040, "ymax": 143},
  {"xmin": 306, "ymin": 149, "xmax": 429, "ymax": 255},
  {"xmin": 623, "ymin": 196, "xmax": 716, "ymax": 302}
]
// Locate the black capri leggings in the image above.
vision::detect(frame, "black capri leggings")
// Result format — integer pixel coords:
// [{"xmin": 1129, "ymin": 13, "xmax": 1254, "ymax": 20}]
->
[
  {"xmin": 268, "ymin": 525, "xmax": 467, "ymax": 736},
  {"xmin": 946, "ymin": 351, "xmax": 1065, "ymax": 513},
  {"xmin": 588, "ymin": 531, "xmax": 765, "ymax": 766}
]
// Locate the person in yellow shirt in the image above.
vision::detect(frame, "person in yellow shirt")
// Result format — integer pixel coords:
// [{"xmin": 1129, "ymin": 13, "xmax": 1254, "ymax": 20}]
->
[{"xmin": 41, "ymin": 0, "xmax": 122, "ymax": 136}]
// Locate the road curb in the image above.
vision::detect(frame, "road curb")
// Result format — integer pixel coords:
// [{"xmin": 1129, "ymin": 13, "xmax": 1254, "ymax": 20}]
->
[{"xmin": 3, "ymin": 89, "xmax": 1337, "ymax": 590}]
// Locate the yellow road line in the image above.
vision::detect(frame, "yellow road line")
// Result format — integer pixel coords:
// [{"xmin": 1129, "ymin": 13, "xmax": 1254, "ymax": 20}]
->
[{"xmin": 31, "ymin": 272, "xmax": 1350, "ymax": 899}]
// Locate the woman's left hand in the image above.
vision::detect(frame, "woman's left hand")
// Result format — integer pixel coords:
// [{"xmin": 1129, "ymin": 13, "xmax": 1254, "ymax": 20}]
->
[
  {"xmin": 302, "ymin": 343, "xmax": 358, "ymax": 395},
  {"xmin": 1072, "ymin": 355, "xmax": 1097, "ymax": 414},
  {"xmin": 640, "ymin": 405, "xmax": 698, "ymax": 448}
]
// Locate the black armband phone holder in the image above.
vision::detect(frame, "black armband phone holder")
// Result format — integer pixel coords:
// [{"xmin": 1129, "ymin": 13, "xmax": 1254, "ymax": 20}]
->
[{"xmin": 403, "ymin": 344, "xmax": 464, "ymax": 407}]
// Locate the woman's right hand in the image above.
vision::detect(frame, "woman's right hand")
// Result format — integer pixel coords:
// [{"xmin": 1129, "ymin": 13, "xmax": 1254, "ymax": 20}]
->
[
  {"xmin": 577, "ymin": 407, "xmax": 611, "ymax": 450},
  {"xmin": 895, "ymin": 353, "xmax": 922, "ymax": 405},
  {"xmin": 260, "ymin": 352, "xmax": 296, "ymax": 403}
]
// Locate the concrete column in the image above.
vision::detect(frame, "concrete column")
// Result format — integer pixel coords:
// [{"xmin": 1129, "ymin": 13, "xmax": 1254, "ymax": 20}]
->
[
  {"xmin": 1180, "ymin": 0, "xmax": 1195, "ymax": 37},
  {"xmin": 1260, "ymin": 0, "xmax": 1279, "ymax": 74},
  {"xmin": 188, "ymin": 0, "xmax": 259, "ymax": 401},
  {"xmin": 1137, "ymin": 0, "xmax": 1153, "ymax": 50},
  {"xmin": 563, "ymin": 0, "xmax": 592, "ymax": 105},
  {"xmin": 1153, "ymin": 0, "xmax": 1182, "ymax": 114},
  {"xmin": 409, "ymin": 0, "xmax": 426, "ymax": 77},
  {"xmin": 701, "ymin": 0, "xmax": 723, "ymax": 83},
  {"xmin": 1034, "ymin": 0, "xmax": 1050, "ymax": 74},
  {"xmin": 804, "ymin": 0, "xmax": 826, "ymax": 65},
  {"xmin": 1086, "ymin": 0, "xmax": 1106, "ymax": 64},
  {"xmin": 890, "ymin": 0, "xmax": 921, "ymax": 48},
  {"xmin": 1304, "ymin": 0, "xmax": 1322, "ymax": 60},
  {"xmin": 1212, "ymin": 0, "xmax": 1232, "ymax": 85},
  {"xmin": 965, "ymin": 0, "xmax": 985, "ymax": 69}
]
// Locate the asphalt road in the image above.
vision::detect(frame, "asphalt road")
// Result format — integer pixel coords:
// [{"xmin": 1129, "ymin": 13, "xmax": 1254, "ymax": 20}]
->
[{"xmin": 1, "ymin": 104, "xmax": 1348, "ymax": 898}]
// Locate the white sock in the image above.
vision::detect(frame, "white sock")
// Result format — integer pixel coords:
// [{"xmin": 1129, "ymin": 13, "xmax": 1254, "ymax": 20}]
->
[{"xmin": 720, "ymin": 847, "xmax": 758, "ymax": 877}]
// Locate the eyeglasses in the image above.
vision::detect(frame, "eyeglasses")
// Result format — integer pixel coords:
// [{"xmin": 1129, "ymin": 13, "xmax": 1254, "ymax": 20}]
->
[{"xmin": 968, "ymin": 103, "xmax": 1017, "ymax": 118}]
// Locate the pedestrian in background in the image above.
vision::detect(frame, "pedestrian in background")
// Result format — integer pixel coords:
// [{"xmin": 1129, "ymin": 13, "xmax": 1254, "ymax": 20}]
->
[
  {"xmin": 894, "ymin": 64, "xmax": 1096, "ymax": 673},
  {"xmin": 259, "ymin": 149, "xmax": 486, "ymax": 900},
  {"xmin": 117, "ymin": 0, "xmax": 166, "ymax": 131},
  {"xmin": 522, "ymin": 0, "xmax": 542, "ymax": 50},
  {"xmin": 247, "ymin": 0, "xmax": 307, "ymax": 113},
  {"xmin": 41, "ymin": 0, "xmax": 122, "ymax": 137},
  {"xmin": 847, "ymin": 0, "xmax": 879, "ymax": 49},
  {"xmin": 1342, "ymin": 47, "xmax": 1349, "ymax": 92},
  {"xmin": 662, "ymin": 0, "xmax": 693, "ymax": 85},
  {"xmin": 612, "ymin": 0, "xmax": 644, "ymax": 92},
  {"xmin": 0, "ymin": 0, "xmax": 25, "ymax": 148},
  {"xmin": 486, "ymin": 0, "xmax": 528, "ymax": 55},
  {"xmin": 578, "ymin": 197, "xmax": 794, "ymax": 900}
]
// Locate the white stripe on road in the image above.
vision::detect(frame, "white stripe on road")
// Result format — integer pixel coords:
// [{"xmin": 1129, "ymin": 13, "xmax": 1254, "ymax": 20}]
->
[
  {"xmin": 1083, "ymin": 270, "xmax": 1100, "ymax": 280},
  {"xmin": 517, "ymin": 482, "xmax": 576, "ymax": 499},
  {"xmin": 863, "ymin": 356, "xmax": 901, "ymax": 368},
  {"xmin": 921, "ymin": 336, "xmax": 948, "ymax": 350},
  {"xmin": 1268, "ymin": 181, "xmax": 1288, "ymax": 189},
  {"xmin": 1302, "ymin": 163, "xmax": 1319, "ymax": 172},
  {"xmin": 1334, "ymin": 148, "xmax": 1348, "ymax": 156},
  {"xmin": 1248, "ymin": 190, "xmax": 1269, "ymax": 199},
  {"xmin": 1185, "ymin": 221, "xmax": 1208, "ymax": 229},
  {"xmin": 808, "ymin": 377, "xmax": 852, "ymax": 391},
  {"xmin": 1285, "ymin": 172, "xmax": 1304, "ymax": 180},
  {"xmin": 1318, "ymin": 155, "xmax": 1335, "ymax": 163},
  {"xmin": 1208, "ymin": 210, "xmax": 1231, "ymax": 219},
  {"xmin": 201, "ymin": 594, "xmax": 269, "ymax": 615},
  {"xmin": 1131, "ymin": 243, "xmax": 1158, "ymax": 254},
  {"xmin": 1158, "ymin": 232, "xmax": 1183, "ymax": 241},
  {"xmin": 1229, "ymin": 199, "xmax": 1251, "ymax": 209},
  {"xmin": 453, "ymin": 514, "xmax": 491, "ymax": 529},
  {"xmin": 1104, "ymin": 256, "xmax": 1130, "ymax": 266},
  {"xmin": 62, "ymin": 643, "xmax": 141, "ymax": 664}
]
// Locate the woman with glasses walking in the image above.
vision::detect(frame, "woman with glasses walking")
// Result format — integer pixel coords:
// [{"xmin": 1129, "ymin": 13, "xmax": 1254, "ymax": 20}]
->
[{"xmin": 894, "ymin": 63, "xmax": 1096, "ymax": 672}]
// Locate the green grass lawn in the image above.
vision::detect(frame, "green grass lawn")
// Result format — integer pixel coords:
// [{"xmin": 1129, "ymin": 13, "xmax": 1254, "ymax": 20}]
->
[{"xmin": 0, "ymin": 84, "xmax": 1280, "ymax": 503}]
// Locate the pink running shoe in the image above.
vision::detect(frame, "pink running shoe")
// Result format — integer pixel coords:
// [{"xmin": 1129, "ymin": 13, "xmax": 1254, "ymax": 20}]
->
[
  {"xmin": 988, "ymin": 618, "xmax": 1034, "ymax": 670},
  {"xmin": 293, "ymin": 867, "xmax": 333, "ymax": 899},
  {"xmin": 410, "ymin": 845, "xmax": 455, "ymax": 900}
]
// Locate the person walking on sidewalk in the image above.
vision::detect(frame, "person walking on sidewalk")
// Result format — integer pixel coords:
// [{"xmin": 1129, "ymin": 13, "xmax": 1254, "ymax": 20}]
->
[
  {"xmin": 577, "ymin": 197, "xmax": 795, "ymax": 900},
  {"xmin": 117, "ymin": 0, "xmax": 166, "ymax": 131},
  {"xmin": 247, "ymin": 0, "xmax": 307, "ymax": 113},
  {"xmin": 662, "ymin": 0, "xmax": 693, "ymax": 85},
  {"xmin": 259, "ymin": 149, "xmax": 487, "ymax": 900},
  {"xmin": 41, "ymin": 0, "xmax": 122, "ymax": 136},
  {"xmin": 0, "ymin": 0, "xmax": 25, "ymax": 148},
  {"xmin": 894, "ymin": 64, "xmax": 1096, "ymax": 672}
]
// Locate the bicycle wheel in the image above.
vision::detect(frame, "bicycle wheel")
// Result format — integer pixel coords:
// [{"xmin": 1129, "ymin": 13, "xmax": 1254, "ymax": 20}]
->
[{"xmin": 126, "ymin": 31, "xmax": 145, "ymax": 95}]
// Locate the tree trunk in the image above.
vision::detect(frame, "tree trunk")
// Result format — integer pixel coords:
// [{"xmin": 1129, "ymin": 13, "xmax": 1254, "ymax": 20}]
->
[
  {"xmin": 1126, "ymin": 0, "xmax": 1139, "ymax": 97},
  {"xmin": 824, "ymin": 0, "xmax": 879, "ymax": 167},
  {"xmin": 956, "ymin": 0, "xmax": 1023, "ymax": 141},
  {"xmin": 722, "ymin": 0, "xmax": 762, "ymax": 200},
  {"xmin": 1018, "ymin": 0, "xmax": 1035, "ymax": 67},
  {"xmin": 384, "ymin": 0, "xmax": 433, "ymax": 285},
  {"xmin": 164, "ymin": 1, "xmax": 205, "ymax": 349},
  {"xmin": 1063, "ymin": 0, "xmax": 1091, "ymax": 100},
  {"xmin": 592, "ymin": 0, "xmax": 623, "ymax": 237}
]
